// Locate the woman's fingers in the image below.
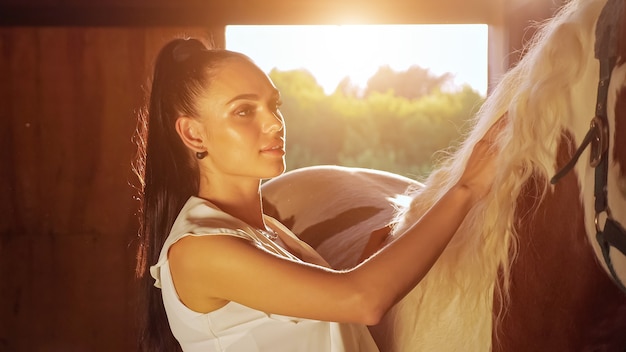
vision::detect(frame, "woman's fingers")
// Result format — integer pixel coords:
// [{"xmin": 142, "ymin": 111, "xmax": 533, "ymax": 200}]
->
[{"xmin": 460, "ymin": 114, "xmax": 509, "ymax": 200}]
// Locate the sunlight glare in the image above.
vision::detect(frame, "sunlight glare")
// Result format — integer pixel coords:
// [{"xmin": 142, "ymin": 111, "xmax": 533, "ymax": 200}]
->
[{"xmin": 226, "ymin": 25, "xmax": 488, "ymax": 96}]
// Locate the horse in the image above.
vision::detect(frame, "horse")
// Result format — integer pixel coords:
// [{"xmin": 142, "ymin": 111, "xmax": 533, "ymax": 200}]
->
[{"xmin": 261, "ymin": 0, "xmax": 626, "ymax": 351}]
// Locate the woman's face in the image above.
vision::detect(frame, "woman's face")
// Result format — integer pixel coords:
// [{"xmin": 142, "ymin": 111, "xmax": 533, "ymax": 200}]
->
[{"xmin": 196, "ymin": 56, "xmax": 286, "ymax": 180}]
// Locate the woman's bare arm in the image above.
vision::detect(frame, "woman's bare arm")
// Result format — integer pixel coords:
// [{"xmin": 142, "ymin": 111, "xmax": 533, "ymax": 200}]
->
[{"xmin": 169, "ymin": 118, "xmax": 504, "ymax": 325}]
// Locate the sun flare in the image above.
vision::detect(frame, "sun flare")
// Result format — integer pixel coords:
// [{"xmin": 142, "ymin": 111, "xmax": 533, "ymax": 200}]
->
[{"xmin": 226, "ymin": 24, "xmax": 488, "ymax": 95}]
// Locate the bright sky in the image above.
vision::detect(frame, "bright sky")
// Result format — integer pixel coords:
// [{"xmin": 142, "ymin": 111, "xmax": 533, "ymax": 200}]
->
[{"xmin": 226, "ymin": 25, "xmax": 488, "ymax": 96}]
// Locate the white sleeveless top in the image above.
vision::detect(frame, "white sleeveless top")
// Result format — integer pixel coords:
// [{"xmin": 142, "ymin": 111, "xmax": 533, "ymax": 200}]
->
[{"xmin": 150, "ymin": 196, "xmax": 380, "ymax": 352}]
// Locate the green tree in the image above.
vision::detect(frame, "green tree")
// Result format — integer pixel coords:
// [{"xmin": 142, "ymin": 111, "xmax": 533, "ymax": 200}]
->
[
  {"xmin": 363, "ymin": 65, "xmax": 453, "ymax": 100},
  {"xmin": 269, "ymin": 68, "xmax": 484, "ymax": 180}
]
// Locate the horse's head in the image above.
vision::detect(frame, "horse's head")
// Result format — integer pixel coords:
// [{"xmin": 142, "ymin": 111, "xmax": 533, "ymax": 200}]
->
[{"xmin": 564, "ymin": 0, "xmax": 626, "ymax": 294}]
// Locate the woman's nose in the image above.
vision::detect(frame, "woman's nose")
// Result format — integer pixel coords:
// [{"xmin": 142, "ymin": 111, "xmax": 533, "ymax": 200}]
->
[{"xmin": 263, "ymin": 111, "xmax": 284, "ymax": 134}]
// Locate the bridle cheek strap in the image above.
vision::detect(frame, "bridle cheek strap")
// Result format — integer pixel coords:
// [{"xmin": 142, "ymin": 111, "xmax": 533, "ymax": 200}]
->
[{"xmin": 597, "ymin": 219, "xmax": 626, "ymax": 293}]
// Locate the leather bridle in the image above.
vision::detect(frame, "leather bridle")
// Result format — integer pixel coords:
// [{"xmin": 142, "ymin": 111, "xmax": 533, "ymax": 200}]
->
[{"xmin": 551, "ymin": 0, "xmax": 626, "ymax": 294}]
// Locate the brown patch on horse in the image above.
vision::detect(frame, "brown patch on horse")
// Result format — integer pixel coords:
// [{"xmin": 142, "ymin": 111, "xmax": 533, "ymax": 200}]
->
[
  {"xmin": 493, "ymin": 132, "xmax": 626, "ymax": 351},
  {"xmin": 263, "ymin": 197, "xmax": 387, "ymax": 250},
  {"xmin": 358, "ymin": 224, "xmax": 393, "ymax": 263},
  {"xmin": 262, "ymin": 197, "xmax": 296, "ymax": 230},
  {"xmin": 297, "ymin": 206, "xmax": 386, "ymax": 249}
]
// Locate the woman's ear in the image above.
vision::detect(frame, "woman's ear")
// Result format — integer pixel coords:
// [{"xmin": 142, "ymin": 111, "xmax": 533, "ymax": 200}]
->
[{"xmin": 175, "ymin": 116, "xmax": 206, "ymax": 153}]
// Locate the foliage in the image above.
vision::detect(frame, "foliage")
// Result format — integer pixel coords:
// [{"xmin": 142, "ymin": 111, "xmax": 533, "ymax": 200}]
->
[
  {"xmin": 269, "ymin": 67, "xmax": 485, "ymax": 180},
  {"xmin": 364, "ymin": 65, "xmax": 453, "ymax": 100}
]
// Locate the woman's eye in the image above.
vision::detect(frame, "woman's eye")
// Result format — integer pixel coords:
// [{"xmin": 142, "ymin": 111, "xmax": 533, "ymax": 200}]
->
[{"xmin": 234, "ymin": 105, "xmax": 255, "ymax": 117}]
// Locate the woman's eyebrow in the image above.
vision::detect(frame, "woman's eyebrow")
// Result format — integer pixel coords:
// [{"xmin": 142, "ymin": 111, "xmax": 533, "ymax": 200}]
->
[
  {"xmin": 226, "ymin": 93, "xmax": 259, "ymax": 105},
  {"xmin": 226, "ymin": 89, "xmax": 280, "ymax": 105}
]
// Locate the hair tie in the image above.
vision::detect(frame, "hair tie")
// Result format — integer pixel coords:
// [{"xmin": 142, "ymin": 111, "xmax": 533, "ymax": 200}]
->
[{"xmin": 172, "ymin": 39, "xmax": 206, "ymax": 63}]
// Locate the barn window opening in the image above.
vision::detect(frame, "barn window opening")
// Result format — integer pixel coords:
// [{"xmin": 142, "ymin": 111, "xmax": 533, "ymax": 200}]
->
[{"xmin": 226, "ymin": 24, "xmax": 488, "ymax": 96}]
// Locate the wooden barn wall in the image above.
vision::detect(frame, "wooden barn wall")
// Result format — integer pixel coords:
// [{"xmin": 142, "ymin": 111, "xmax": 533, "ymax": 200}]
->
[
  {"xmin": 0, "ymin": 26, "xmax": 221, "ymax": 352},
  {"xmin": 505, "ymin": 0, "xmax": 567, "ymax": 66}
]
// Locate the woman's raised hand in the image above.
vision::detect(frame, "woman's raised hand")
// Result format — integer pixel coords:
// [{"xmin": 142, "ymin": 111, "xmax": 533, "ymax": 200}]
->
[{"xmin": 457, "ymin": 115, "xmax": 508, "ymax": 202}]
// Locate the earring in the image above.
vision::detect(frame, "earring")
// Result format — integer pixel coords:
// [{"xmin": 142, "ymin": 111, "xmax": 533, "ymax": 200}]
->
[{"xmin": 196, "ymin": 151, "xmax": 208, "ymax": 159}]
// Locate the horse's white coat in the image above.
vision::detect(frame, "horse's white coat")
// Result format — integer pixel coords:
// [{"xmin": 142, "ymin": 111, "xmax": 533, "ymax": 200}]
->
[{"xmin": 262, "ymin": 165, "xmax": 420, "ymax": 269}]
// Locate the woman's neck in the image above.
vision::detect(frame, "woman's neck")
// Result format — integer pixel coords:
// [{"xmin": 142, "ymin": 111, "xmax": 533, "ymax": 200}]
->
[{"xmin": 197, "ymin": 176, "xmax": 266, "ymax": 230}]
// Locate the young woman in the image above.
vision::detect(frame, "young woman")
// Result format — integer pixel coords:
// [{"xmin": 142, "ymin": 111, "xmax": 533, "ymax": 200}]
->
[{"xmin": 135, "ymin": 37, "xmax": 502, "ymax": 352}]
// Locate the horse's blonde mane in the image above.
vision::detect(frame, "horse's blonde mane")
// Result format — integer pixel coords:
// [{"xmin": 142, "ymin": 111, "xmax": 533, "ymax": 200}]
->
[{"xmin": 387, "ymin": 0, "xmax": 605, "ymax": 350}]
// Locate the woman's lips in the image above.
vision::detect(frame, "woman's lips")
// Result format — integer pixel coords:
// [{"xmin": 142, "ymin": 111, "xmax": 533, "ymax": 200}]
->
[{"xmin": 260, "ymin": 143, "xmax": 285, "ymax": 156}]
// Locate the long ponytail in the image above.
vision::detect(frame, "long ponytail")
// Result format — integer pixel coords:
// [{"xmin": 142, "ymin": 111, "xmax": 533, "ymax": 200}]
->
[{"xmin": 133, "ymin": 38, "xmax": 242, "ymax": 351}]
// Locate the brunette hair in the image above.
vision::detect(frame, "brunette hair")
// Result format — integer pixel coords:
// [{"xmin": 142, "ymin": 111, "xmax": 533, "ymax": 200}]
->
[{"xmin": 133, "ymin": 37, "xmax": 244, "ymax": 351}]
